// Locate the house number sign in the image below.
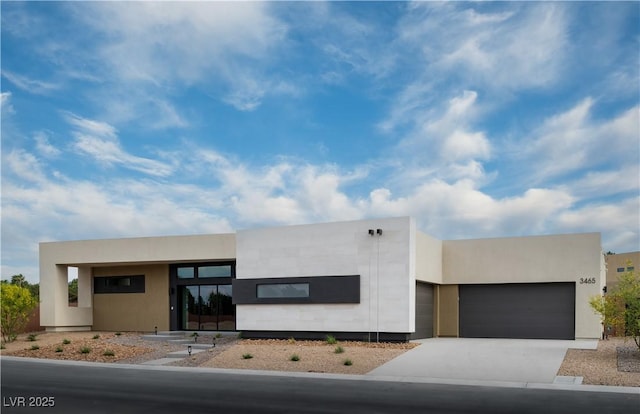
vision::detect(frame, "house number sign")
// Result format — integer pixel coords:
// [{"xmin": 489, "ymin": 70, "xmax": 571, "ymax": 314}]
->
[{"xmin": 579, "ymin": 277, "xmax": 596, "ymax": 284}]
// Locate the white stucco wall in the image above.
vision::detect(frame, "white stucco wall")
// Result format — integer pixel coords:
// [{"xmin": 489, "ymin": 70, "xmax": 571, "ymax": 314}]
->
[
  {"xmin": 415, "ymin": 231, "xmax": 443, "ymax": 284},
  {"xmin": 40, "ymin": 234, "xmax": 236, "ymax": 330},
  {"xmin": 442, "ymin": 233, "xmax": 603, "ymax": 339},
  {"xmin": 235, "ymin": 217, "xmax": 415, "ymax": 333}
]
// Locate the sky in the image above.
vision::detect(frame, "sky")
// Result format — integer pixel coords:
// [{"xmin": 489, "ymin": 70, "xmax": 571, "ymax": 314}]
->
[{"xmin": 1, "ymin": 1, "xmax": 639, "ymax": 283}]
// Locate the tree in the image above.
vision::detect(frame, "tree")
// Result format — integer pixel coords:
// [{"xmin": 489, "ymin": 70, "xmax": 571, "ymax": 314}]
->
[
  {"xmin": 590, "ymin": 262, "xmax": 640, "ymax": 350},
  {"xmin": 10, "ymin": 274, "xmax": 27, "ymax": 287},
  {"xmin": 0, "ymin": 283, "xmax": 38, "ymax": 343},
  {"xmin": 68, "ymin": 278, "xmax": 78, "ymax": 303}
]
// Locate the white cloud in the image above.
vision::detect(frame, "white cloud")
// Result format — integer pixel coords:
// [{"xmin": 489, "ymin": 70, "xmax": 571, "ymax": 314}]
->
[
  {"xmin": 567, "ymin": 165, "xmax": 640, "ymax": 200},
  {"xmin": 522, "ymin": 99, "xmax": 639, "ymax": 182},
  {"xmin": 400, "ymin": 2, "xmax": 568, "ymax": 91},
  {"xmin": 1, "ymin": 91, "xmax": 15, "ymax": 115},
  {"xmin": 34, "ymin": 131, "xmax": 61, "ymax": 158},
  {"xmin": 65, "ymin": 113, "xmax": 174, "ymax": 177},
  {"xmin": 389, "ymin": 90, "xmax": 491, "ymax": 188},
  {"xmin": 65, "ymin": 112, "xmax": 117, "ymax": 139},
  {"xmin": 77, "ymin": 2, "xmax": 286, "ymax": 111},
  {"xmin": 556, "ymin": 197, "xmax": 640, "ymax": 252},
  {"xmin": 2, "ymin": 70, "xmax": 60, "ymax": 95},
  {"xmin": 3, "ymin": 149, "xmax": 48, "ymax": 184}
]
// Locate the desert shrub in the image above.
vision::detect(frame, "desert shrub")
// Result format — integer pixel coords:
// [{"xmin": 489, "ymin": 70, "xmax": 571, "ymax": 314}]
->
[
  {"xmin": 334, "ymin": 346, "xmax": 344, "ymax": 354},
  {"xmin": 0, "ymin": 343, "xmax": 5, "ymax": 350},
  {"xmin": 343, "ymin": 359, "xmax": 353, "ymax": 366},
  {"xmin": 215, "ymin": 333, "xmax": 223, "ymax": 338},
  {"xmin": 290, "ymin": 354, "xmax": 300, "ymax": 361},
  {"xmin": 30, "ymin": 345, "xmax": 39, "ymax": 350},
  {"xmin": 80, "ymin": 347, "xmax": 91, "ymax": 354},
  {"xmin": 242, "ymin": 353, "xmax": 253, "ymax": 359},
  {"xmin": 103, "ymin": 350, "xmax": 115, "ymax": 357},
  {"xmin": 325, "ymin": 335, "xmax": 337, "ymax": 345},
  {"xmin": 115, "ymin": 332, "xmax": 122, "ymax": 336},
  {"xmin": 288, "ymin": 337, "xmax": 296, "ymax": 344},
  {"xmin": 92, "ymin": 334, "xmax": 100, "ymax": 339},
  {"xmin": 62, "ymin": 339, "xmax": 71, "ymax": 345},
  {"xmin": 27, "ymin": 334, "xmax": 38, "ymax": 342},
  {"xmin": 55, "ymin": 347, "xmax": 63, "ymax": 353}
]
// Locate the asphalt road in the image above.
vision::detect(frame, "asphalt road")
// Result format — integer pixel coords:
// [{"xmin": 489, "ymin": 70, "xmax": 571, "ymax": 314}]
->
[{"xmin": 1, "ymin": 358, "xmax": 637, "ymax": 414}]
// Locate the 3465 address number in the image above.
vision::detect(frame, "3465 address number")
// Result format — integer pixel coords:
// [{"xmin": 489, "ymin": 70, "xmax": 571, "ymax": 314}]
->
[{"xmin": 579, "ymin": 277, "xmax": 596, "ymax": 284}]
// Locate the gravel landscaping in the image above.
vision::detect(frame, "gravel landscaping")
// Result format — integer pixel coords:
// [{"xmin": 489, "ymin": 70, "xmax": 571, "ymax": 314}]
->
[
  {"xmin": 200, "ymin": 339, "xmax": 418, "ymax": 375},
  {"xmin": 3, "ymin": 331, "xmax": 640, "ymax": 387},
  {"xmin": 557, "ymin": 337, "xmax": 640, "ymax": 387},
  {"xmin": 0, "ymin": 332, "xmax": 156, "ymax": 363}
]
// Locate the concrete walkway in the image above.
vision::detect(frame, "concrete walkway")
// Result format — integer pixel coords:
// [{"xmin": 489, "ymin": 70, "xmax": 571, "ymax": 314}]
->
[{"xmin": 368, "ymin": 338, "xmax": 598, "ymax": 384}]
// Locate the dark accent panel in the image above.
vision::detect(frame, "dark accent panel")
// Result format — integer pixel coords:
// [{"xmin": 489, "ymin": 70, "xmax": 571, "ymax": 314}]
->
[
  {"xmin": 459, "ymin": 283, "xmax": 575, "ymax": 340},
  {"xmin": 240, "ymin": 330, "xmax": 411, "ymax": 343},
  {"xmin": 233, "ymin": 275, "xmax": 360, "ymax": 305},
  {"xmin": 411, "ymin": 282, "xmax": 434, "ymax": 339},
  {"xmin": 94, "ymin": 275, "xmax": 145, "ymax": 294}
]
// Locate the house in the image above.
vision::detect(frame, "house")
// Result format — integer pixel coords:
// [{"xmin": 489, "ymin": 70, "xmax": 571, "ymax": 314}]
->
[{"xmin": 39, "ymin": 217, "xmax": 604, "ymax": 340}]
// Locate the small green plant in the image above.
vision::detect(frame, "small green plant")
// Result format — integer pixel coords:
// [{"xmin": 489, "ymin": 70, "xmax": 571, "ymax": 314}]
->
[
  {"xmin": 62, "ymin": 339, "xmax": 71, "ymax": 345},
  {"xmin": 237, "ymin": 332, "xmax": 243, "ymax": 339},
  {"xmin": 80, "ymin": 346, "xmax": 91, "ymax": 354},
  {"xmin": 27, "ymin": 334, "xmax": 38, "ymax": 342},
  {"xmin": 215, "ymin": 333, "xmax": 223, "ymax": 338},
  {"xmin": 115, "ymin": 332, "xmax": 122, "ymax": 336},
  {"xmin": 55, "ymin": 347, "xmax": 63, "ymax": 353},
  {"xmin": 92, "ymin": 334, "xmax": 100, "ymax": 339},
  {"xmin": 103, "ymin": 349, "xmax": 115, "ymax": 357},
  {"xmin": 242, "ymin": 353, "xmax": 253, "ymax": 359},
  {"xmin": 325, "ymin": 335, "xmax": 337, "ymax": 345},
  {"xmin": 334, "ymin": 345, "xmax": 344, "ymax": 354},
  {"xmin": 343, "ymin": 359, "xmax": 353, "ymax": 366},
  {"xmin": 30, "ymin": 345, "xmax": 39, "ymax": 350},
  {"xmin": 290, "ymin": 354, "xmax": 300, "ymax": 361},
  {"xmin": 0, "ymin": 343, "xmax": 5, "ymax": 350},
  {"xmin": 288, "ymin": 337, "xmax": 296, "ymax": 344}
]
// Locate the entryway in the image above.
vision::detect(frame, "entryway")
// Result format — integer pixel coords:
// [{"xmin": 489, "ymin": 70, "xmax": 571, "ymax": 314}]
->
[{"xmin": 179, "ymin": 285, "xmax": 235, "ymax": 331}]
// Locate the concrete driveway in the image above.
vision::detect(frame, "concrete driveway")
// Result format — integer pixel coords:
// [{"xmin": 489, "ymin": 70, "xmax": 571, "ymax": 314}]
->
[{"xmin": 368, "ymin": 338, "xmax": 598, "ymax": 384}]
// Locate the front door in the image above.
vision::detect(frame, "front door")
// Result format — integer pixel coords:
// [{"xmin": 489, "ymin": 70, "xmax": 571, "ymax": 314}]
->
[{"xmin": 180, "ymin": 284, "xmax": 235, "ymax": 331}]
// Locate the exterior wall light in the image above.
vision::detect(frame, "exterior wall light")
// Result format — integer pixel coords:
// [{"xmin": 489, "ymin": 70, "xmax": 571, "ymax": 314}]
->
[
  {"xmin": 376, "ymin": 229, "xmax": 383, "ymax": 236},
  {"xmin": 368, "ymin": 229, "xmax": 375, "ymax": 236},
  {"xmin": 187, "ymin": 345, "xmax": 192, "ymax": 356}
]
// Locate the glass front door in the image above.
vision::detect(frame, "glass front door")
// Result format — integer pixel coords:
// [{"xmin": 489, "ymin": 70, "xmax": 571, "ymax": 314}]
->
[{"xmin": 180, "ymin": 285, "xmax": 235, "ymax": 331}]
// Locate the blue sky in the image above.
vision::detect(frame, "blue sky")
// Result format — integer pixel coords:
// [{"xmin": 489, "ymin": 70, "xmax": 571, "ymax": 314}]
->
[{"xmin": 2, "ymin": 1, "xmax": 639, "ymax": 283}]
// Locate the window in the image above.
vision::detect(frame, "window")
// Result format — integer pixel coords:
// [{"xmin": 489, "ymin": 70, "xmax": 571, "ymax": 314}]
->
[
  {"xmin": 257, "ymin": 283, "xmax": 309, "ymax": 299},
  {"xmin": 617, "ymin": 268, "xmax": 625, "ymax": 272},
  {"xmin": 177, "ymin": 267, "xmax": 195, "ymax": 279},
  {"xmin": 199, "ymin": 265, "xmax": 231, "ymax": 278},
  {"xmin": 627, "ymin": 266, "xmax": 635, "ymax": 271},
  {"xmin": 94, "ymin": 275, "xmax": 145, "ymax": 294}
]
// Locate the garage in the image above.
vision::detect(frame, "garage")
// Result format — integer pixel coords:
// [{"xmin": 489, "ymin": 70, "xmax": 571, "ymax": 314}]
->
[
  {"xmin": 459, "ymin": 283, "xmax": 575, "ymax": 340},
  {"xmin": 412, "ymin": 282, "xmax": 434, "ymax": 339}
]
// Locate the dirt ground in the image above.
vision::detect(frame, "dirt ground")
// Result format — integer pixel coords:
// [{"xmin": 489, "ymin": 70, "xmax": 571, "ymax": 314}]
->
[{"xmin": 3, "ymin": 332, "xmax": 640, "ymax": 386}]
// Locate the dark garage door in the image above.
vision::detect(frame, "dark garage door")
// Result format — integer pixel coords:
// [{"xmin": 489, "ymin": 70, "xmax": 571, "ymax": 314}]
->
[
  {"xmin": 459, "ymin": 283, "xmax": 575, "ymax": 340},
  {"xmin": 412, "ymin": 282, "xmax": 434, "ymax": 339}
]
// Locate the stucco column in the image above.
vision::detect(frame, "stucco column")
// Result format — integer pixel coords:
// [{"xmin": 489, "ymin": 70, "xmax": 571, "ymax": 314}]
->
[{"xmin": 77, "ymin": 266, "xmax": 92, "ymax": 308}]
